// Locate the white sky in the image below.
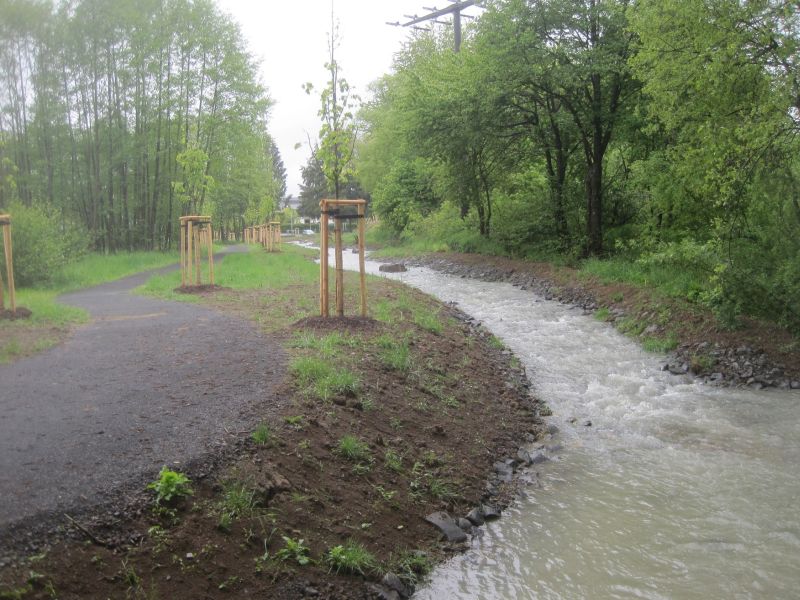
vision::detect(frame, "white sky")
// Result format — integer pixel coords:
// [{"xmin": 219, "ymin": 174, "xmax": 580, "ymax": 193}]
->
[{"xmin": 215, "ymin": 0, "xmax": 471, "ymax": 198}]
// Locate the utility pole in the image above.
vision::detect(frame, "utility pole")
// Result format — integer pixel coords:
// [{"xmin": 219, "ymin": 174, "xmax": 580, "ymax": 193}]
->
[{"xmin": 389, "ymin": 1, "xmax": 479, "ymax": 52}]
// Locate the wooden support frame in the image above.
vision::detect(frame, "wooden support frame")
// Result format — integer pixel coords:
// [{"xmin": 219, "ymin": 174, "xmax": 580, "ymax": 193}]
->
[
  {"xmin": 319, "ymin": 199, "xmax": 367, "ymax": 318},
  {"xmin": 267, "ymin": 220, "xmax": 281, "ymax": 252},
  {"xmin": 0, "ymin": 214, "xmax": 16, "ymax": 314},
  {"xmin": 179, "ymin": 216, "xmax": 215, "ymax": 288}
]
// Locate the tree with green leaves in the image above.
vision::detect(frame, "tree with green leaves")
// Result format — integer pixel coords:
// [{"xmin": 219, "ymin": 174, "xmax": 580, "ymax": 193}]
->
[{"xmin": 304, "ymin": 14, "xmax": 359, "ymax": 200}]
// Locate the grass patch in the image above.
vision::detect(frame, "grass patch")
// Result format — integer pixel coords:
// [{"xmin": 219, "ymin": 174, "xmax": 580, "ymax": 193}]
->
[
  {"xmin": 594, "ymin": 307, "xmax": 611, "ymax": 321},
  {"xmin": 290, "ymin": 357, "xmax": 360, "ymax": 401},
  {"xmin": 642, "ymin": 334, "xmax": 679, "ymax": 353},
  {"xmin": 377, "ymin": 335, "xmax": 412, "ymax": 372},
  {"xmin": 325, "ymin": 541, "xmax": 378, "ymax": 576},
  {"xmin": 251, "ymin": 423, "xmax": 272, "ymax": 446},
  {"xmin": 580, "ymin": 256, "xmax": 706, "ymax": 303},
  {"xmin": 336, "ymin": 435, "xmax": 372, "ymax": 464},
  {"xmin": 290, "ymin": 331, "xmax": 356, "ymax": 358},
  {"xmin": 413, "ymin": 311, "xmax": 442, "ymax": 335}
]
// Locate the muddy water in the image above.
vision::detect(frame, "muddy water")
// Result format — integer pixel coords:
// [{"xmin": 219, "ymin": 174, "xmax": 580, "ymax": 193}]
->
[{"xmin": 329, "ymin": 250, "xmax": 800, "ymax": 599}]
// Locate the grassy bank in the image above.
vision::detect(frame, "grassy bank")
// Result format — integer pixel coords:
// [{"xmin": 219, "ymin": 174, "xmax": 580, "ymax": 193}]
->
[
  {"xmin": 0, "ymin": 243, "xmax": 539, "ymax": 599},
  {"xmin": 0, "ymin": 250, "xmax": 179, "ymax": 363}
]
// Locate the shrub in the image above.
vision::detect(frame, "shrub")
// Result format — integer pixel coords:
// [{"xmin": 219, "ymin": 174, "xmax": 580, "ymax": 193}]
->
[
  {"xmin": 147, "ymin": 467, "xmax": 193, "ymax": 505},
  {"xmin": 1, "ymin": 201, "xmax": 88, "ymax": 286}
]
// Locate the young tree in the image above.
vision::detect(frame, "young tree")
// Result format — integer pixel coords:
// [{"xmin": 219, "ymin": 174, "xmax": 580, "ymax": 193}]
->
[{"xmin": 304, "ymin": 13, "xmax": 359, "ymax": 199}]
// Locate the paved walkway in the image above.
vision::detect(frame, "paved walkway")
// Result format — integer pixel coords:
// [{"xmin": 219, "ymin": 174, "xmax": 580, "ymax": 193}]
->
[{"xmin": 0, "ymin": 250, "xmax": 284, "ymax": 537}]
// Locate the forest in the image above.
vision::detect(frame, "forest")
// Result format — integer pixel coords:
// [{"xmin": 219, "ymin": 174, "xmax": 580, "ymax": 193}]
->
[
  {"xmin": 1, "ymin": 0, "xmax": 799, "ymax": 334},
  {"xmin": 0, "ymin": 0, "xmax": 286, "ymax": 284},
  {"xmin": 354, "ymin": 0, "xmax": 800, "ymax": 333}
]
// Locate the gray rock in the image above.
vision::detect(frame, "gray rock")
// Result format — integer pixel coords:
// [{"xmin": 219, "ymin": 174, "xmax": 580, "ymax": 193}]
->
[
  {"xmin": 457, "ymin": 518, "xmax": 474, "ymax": 532},
  {"xmin": 425, "ymin": 511, "xmax": 468, "ymax": 543},
  {"xmin": 530, "ymin": 451, "xmax": 549, "ymax": 464},
  {"xmin": 381, "ymin": 573, "xmax": 411, "ymax": 598},
  {"xmin": 482, "ymin": 504, "xmax": 502, "ymax": 520},
  {"xmin": 791, "ymin": 381, "xmax": 800, "ymax": 390},
  {"xmin": 493, "ymin": 461, "xmax": 514, "ymax": 482},
  {"xmin": 369, "ymin": 584, "xmax": 401, "ymax": 600},
  {"xmin": 710, "ymin": 372, "xmax": 724, "ymax": 382},
  {"xmin": 466, "ymin": 506, "xmax": 485, "ymax": 526},
  {"xmin": 379, "ymin": 263, "xmax": 408, "ymax": 273},
  {"xmin": 517, "ymin": 448, "xmax": 533, "ymax": 466}
]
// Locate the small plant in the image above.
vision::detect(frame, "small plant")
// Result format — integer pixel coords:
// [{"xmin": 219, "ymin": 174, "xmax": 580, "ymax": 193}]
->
[
  {"xmin": 147, "ymin": 467, "xmax": 193, "ymax": 505},
  {"xmin": 373, "ymin": 485, "xmax": 396, "ymax": 501},
  {"xmin": 612, "ymin": 292, "xmax": 624, "ymax": 302},
  {"xmin": 390, "ymin": 550, "xmax": 432, "ymax": 586},
  {"xmin": 120, "ymin": 559, "xmax": 141, "ymax": 589},
  {"xmin": 274, "ymin": 536, "xmax": 310, "ymax": 566},
  {"xmin": 216, "ymin": 481, "xmax": 260, "ymax": 531},
  {"xmin": 488, "ymin": 335, "xmax": 505, "ymax": 350},
  {"xmin": 389, "ymin": 417, "xmax": 403, "ymax": 430},
  {"xmin": 384, "ymin": 449, "xmax": 403, "ymax": 473},
  {"xmin": 594, "ymin": 307, "xmax": 611, "ymax": 321},
  {"xmin": 252, "ymin": 423, "xmax": 272, "ymax": 445},
  {"xmin": 218, "ymin": 575, "xmax": 241, "ymax": 591},
  {"xmin": 325, "ymin": 541, "xmax": 378, "ymax": 576},
  {"xmin": 337, "ymin": 435, "xmax": 372, "ymax": 463},
  {"xmin": 689, "ymin": 353, "xmax": 716, "ymax": 373},
  {"xmin": 147, "ymin": 525, "xmax": 170, "ymax": 554},
  {"xmin": 284, "ymin": 415, "xmax": 304, "ymax": 427}
]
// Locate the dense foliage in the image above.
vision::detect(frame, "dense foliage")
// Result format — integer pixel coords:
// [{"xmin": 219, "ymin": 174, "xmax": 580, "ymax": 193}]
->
[
  {"xmin": 357, "ymin": 0, "xmax": 800, "ymax": 332},
  {"xmin": 0, "ymin": 0, "xmax": 285, "ymax": 260}
]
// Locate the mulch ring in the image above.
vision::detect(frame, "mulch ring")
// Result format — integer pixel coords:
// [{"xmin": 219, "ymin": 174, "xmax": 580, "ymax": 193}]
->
[
  {"xmin": 0, "ymin": 307, "xmax": 32, "ymax": 320},
  {"xmin": 173, "ymin": 284, "xmax": 232, "ymax": 295},
  {"xmin": 294, "ymin": 315, "xmax": 380, "ymax": 333}
]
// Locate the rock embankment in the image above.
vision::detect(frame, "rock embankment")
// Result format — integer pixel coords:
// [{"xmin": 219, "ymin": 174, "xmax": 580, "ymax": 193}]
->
[{"xmin": 385, "ymin": 254, "xmax": 800, "ymax": 390}]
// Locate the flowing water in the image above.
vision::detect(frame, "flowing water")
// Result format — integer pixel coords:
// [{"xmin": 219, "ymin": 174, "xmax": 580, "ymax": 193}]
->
[{"xmin": 325, "ymin": 248, "xmax": 800, "ymax": 599}]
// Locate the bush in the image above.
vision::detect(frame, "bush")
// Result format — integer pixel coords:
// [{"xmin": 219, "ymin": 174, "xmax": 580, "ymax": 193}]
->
[{"xmin": 0, "ymin": 201, "xmax": 88, "ymax": 287}]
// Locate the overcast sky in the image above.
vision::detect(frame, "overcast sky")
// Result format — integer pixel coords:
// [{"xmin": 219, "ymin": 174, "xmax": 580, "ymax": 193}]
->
[{"xmin": 215, "ymin": 0, "xmax": 476, "ymax": 198}]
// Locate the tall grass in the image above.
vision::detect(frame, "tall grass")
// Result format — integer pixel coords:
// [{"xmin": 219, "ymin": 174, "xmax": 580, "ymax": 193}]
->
[{"xmin": 580, "ymin": 257, "xmax": 706, "ymax": 302}]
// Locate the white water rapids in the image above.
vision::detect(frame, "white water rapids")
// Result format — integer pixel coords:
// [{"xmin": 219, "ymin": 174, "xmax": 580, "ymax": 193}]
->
[{"xmin": 326, "ymin": 246, "xmax": 800, "ymax": 599}]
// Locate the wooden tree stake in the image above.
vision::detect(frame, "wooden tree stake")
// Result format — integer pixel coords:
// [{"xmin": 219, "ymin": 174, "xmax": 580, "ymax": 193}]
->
[
  {"xmin": 318, "ymin": 199, "xmax": 367, "ymax": 318},
  {"xmin": 1, "ymin": 216, "xmax": 17, "ymax": 314}
]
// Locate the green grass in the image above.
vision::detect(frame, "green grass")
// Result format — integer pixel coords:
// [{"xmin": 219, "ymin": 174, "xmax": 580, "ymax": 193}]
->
[
  {"xmin": 336, "ymin": 435, "xmax": 372, "ymax": 463},
  {"xmin": 642, "ymin": 334, "xmax": 679, "ymax": 353},
  {"xmin": 290, "ymin": 357, "xmax": 360, "ymax": 400},
  {"xmin": 291, "ymin": 331, "xmax": 357, "ymax": 358},
  {"xmin": 325, "ymin": 541, "xmax": 378, "ymax": 576},
  {"xmin": 140, "ymin": 245, "xmax": 318, "ymax": 305},
  {"xmin": 594, "ymin": 307, "xmax": 611, "ymax": 321},
  {"xmin": 251, "ymin": 423, "xmax": 272, "ymax": 446},
  {"xmin": 580, "ymin": 257, "xmax": 706, "ymax": 303},
  {"xmin": 377, "ymin": 335, "xmax": 412, "ymax": 372},
  {"xmin": 414, "ymin": 311, "xmax": 443, "ymax": 335}
]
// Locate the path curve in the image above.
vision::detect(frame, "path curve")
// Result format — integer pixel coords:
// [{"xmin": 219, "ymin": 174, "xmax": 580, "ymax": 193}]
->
[{"xmin": 0, "ymin": 247, "xmax": 284, "ymax": 541}]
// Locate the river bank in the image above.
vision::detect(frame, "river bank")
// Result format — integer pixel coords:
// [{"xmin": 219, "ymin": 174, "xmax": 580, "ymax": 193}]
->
[
  {"xmin": 0, "ymin": 249, "xmax": 544, "ymax": 599},
  {"xmin": 385, "ymin": 252, "xmax": 800, "ymax": 390}
]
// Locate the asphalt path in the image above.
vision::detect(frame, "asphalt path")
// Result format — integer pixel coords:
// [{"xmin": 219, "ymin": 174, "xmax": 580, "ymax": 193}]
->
[{"xmin": 0, "ymin": 247, "xmax": 284, "ymax": 538}]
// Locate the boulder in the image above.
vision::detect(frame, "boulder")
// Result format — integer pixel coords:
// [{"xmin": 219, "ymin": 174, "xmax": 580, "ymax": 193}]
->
[
  {"xmin": 379, "ymin": 264, "xmax": 407, "ymax": 273},
  {"xmin": 424, "ymin": 511, "xmax": 467, "ymax": 543}
]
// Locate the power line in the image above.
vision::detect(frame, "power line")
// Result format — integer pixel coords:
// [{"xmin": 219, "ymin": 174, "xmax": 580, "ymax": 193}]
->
[{"xmin": 389, "ymin": 1, "xmax": 480, "ymax": 52}]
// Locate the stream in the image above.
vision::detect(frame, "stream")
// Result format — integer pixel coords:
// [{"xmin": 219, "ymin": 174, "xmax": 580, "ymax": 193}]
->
[{"xmin": 327, "ymin": 248, "xmax": 800, "ymax": 599}]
